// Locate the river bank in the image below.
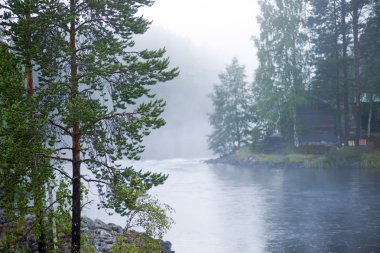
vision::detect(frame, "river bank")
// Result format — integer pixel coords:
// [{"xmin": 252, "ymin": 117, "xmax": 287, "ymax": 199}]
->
[
  {"xmin": 0, "ymin": 213, "xmax": 174, "ymax": 253},
  {"xmin": 206, "ymin": 145, "xmax": 380, "ymax": 169}
]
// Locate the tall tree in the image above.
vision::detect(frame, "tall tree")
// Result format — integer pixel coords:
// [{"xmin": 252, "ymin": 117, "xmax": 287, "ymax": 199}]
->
[
  {"xmin": 350, "ymin": 0, "xmax": 371, "ymax": 143},
  {"xmin": 0, "ymin": 1, "xmax": 59, "ymax": 250},
  {"xmin": 341, "ymin": 0, "xmax": 351, "ymax": 143},
  {"xmin": 28, "ymin": 0, "xmax": 180, "ymax": 251},
  {"xmin": 360, "ymin": 0, "xmax": 380, "ymax": 137},
  {"xmin": 253, "ymin": 0, "xmax": 308, "ymax": 145},
  {"xmin": 0, "ymin": 44, "xmax": 52, "ymax": 252},
  {"xmin": 308, "ymin": 0, "xmax": 351, "ymax": 144},
  {"xmin": 2, "ymin": 0, "xmax": 179, "ymax": 252},
  {"xmin": 208, "ymin": 58, "xmax": 253, "ymax": 156}
]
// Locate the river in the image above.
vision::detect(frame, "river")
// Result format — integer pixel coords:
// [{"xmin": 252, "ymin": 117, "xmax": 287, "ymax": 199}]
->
[{"xmin": 84, "ymin": 158, "xmax": 380, "ymax": 253}]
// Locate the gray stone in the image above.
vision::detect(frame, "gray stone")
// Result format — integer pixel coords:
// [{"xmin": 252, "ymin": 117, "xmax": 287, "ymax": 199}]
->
[
  {"xmin": 107, "ymin": 222, "xmax": 123, "ymax": 233},
  {"xmin": 94, "ymin": 218, "xmax": 106, "ymax": 229},
  {"xmin": 161, "ymin": 240, "xmax": 175, "ymax": 253},
  {"xmin": 83, "ymin": 216, "xmax": 96, "ymax": 229}
]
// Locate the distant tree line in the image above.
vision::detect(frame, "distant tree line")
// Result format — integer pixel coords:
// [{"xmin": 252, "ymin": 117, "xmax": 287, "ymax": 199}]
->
[
  {"xmin": 209, "ymin": 0, "xmax": 380, "ymax": 156},
  {"xmin": 0, "ymin": 0, "xmax": 178, "ymax": 252}
]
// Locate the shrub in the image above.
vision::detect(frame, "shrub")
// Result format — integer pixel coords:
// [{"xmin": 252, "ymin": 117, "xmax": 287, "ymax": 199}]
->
[
  {"xmin": 361, "ymin": 151, "xmax": 380, "ymax": 169},
  {"xmin": 324, "ymin": 147, "xmax": 362, "ymax": 167}
]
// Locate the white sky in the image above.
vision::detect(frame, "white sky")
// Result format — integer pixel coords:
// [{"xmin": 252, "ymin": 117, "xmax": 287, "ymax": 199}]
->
[{"xmin": 141, "ymin": 0, "xmax": 261, "ymax": 74}]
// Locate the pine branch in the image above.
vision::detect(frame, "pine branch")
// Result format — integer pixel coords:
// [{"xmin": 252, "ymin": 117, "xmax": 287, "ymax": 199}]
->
[
  {"xmin": 76, "ymin": 18, "xmax": 105, "ymax": 31},
  {"xmin": 39, "ymin": 154, "xmax": 74, "ymax": 163},
  {"xmin": 52, "ymin": 147, "xmax": 73, "ymax": 153},
  {"xmin": 53, "ymin": 167, "xmax": 73, "ymax": 180},
  {"xmin": 91, "ymin": 111, "xmax": 137, "ymax": 124},
  {"xmin": 81, "ymin": 175, "xmax": 107, "ymax": 185},
  {"xmin": 49, "ymin": 119, "xmax": 72, "ymax": 136}
]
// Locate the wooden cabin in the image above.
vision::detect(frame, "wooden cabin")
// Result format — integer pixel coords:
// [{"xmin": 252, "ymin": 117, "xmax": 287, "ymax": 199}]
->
[{"xmin": 297, "ymin": 102, "xmax": 338, "ymax": 146}]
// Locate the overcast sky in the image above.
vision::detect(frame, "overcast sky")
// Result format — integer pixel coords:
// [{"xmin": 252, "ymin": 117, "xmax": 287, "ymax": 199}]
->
[{"xmin": 141, "ymin": 0, "xmax": 260, "ymax": 74}]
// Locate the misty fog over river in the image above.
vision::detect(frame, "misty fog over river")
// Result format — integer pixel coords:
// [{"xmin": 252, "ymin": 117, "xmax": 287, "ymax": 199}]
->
[{"xmin": 84, "ymin": 158, "xmax": 380, "ymax": 253}]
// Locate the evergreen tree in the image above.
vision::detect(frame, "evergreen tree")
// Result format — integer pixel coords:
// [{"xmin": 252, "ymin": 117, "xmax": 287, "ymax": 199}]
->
[
  {"xmin": 253, "ymin": 0, "xmax": 308, "ymax": 145},
  {"xmin": 28, "ymin": 1, "xmax": 179, "ymax": 251},
  {"xmin": 0, "ymin": 44, "xmax": 52, "ymax": 252},
  {"xmin": 1, "ymin": 0, "xmax": 179, "ymax": 252},
  {"xmin": 361, "ymin": 0, "xmax": 380, "ymax": 137},
  {"xmin": 0, "ymin": 0, "xmax": 59, "ymax": 249},
  {"xmin": 308, "ymin": 0, "xmax": 351, "ymax": 144},
  {"xmin": 351, "ymin": 0, "xmax": 372, "ymax": 143},
  {"xmin": 208, "ymin": 58, "xmax": 253, "ymax": 156}
]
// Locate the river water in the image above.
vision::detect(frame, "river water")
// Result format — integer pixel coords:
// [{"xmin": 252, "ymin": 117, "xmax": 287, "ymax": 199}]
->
[{"xmin": 84, "ymin": 158, "xmax": 380, "ymax": 253}]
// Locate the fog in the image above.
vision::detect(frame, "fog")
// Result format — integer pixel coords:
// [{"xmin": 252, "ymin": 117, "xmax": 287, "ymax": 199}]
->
[
  {"xmin": 135, "ymin": 27, "xmax": 227, "ymax": 159},
  {"xmin": 129, "ymin": 0, "xmax": 260, "ymax": 159},
  {"xmin": 134, "ymin": 22, "xmax": 260, "ymax": 159}
]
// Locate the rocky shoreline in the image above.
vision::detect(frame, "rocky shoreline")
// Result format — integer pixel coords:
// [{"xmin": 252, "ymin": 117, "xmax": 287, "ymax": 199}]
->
[
  {"xmin": 81, "ymin": 217, "xmax": 174, "ymax": 253},
  {"xmin": 206, "ymin": 154, "xmax": 306, "ymax": 169},
  {"xmin": 0, "ymin": 212, "xmax": 174, "ymax": 253}
]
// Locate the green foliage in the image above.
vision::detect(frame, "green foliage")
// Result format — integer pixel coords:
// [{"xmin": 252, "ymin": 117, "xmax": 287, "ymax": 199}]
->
[
  {"xmin": 125, "ymin": 195, "xmax": 174, "ymax": 239},
  {"xmin": 81, "ymin": 233, "xmax": 97, "ymax": 253},
  {"xmin": 307, "ymin": 147, "xmax": 363, "ymax": 168},
  {"xmin": 111, "ymin": 236, "xmax": 140, "ymax": 253},
  {"xmin": 325, "ymin": 147, "xmax": 362, "ymax": 167},
  {"xmin": 361, "ymin": 4, "xmax": 380, "ymax": 96},
  {"xmin": 256, "ymin": 153, "xmax": 315, "ymax": 165},
  {"xmin": 235, "ymin": 146, "xmax": 255, "ymax": 160},
  {"xmin": 208, "ymin": 58, "xmax": 254, "ymax": 156},
  {"xmin": 111, "ymin": 233, "xmax": 162, "ymax": 253},
  {"xmin": 361, "ymin": 151, "xmax": 380, "ymax": 169},
  {"xmin": 253, "ymin": 0, "xmax": 308, "ymax": 145},
  {"xmin": 0, "ymin": 44, "xmax": 54, "ymax": 251},
  {"xmin": 1, "ymin": 0, "xmax": 179, "ymax": 251}
]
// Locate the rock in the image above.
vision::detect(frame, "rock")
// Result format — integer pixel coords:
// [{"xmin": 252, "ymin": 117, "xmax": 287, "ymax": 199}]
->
[
  {"xmin": 82, "ymin": 216, "xmax": 96, "ymax": 230},
  {"xmin": 107, "ymin": 222, "xmax": 123, "ymax": 233},
  {"xmin": 94, "ymin": 218, "xmax": 106, "ymax": 229},
  {"xmin": 161, "ymin": 240, "xmax": 175, "ymax": 253},
  {"xmin": 0, "ymin": 214, "xmax": 175, "ymax": 253}
]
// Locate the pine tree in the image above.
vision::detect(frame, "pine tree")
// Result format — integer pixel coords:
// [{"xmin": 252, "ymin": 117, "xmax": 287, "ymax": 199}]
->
[
  {"xmin": 253, "ymin": 0, "xmax": 308, "ymax": 145},
  {"xmin": 208, "ymin": 58, "xmax": 253, "ymax": 156},
  {"xmin": 308, "ymin": 0, "xmax": 349, "ymax": 144},
  {"xmin": 0, "ymin": 44, "xmax": 52, "ymax": 252},
  {"xmin": 361, "ymin": 0, "xmax": 380, "ymax": 137},
  {"xmin": 27, "ymin": 1, "xmax": 180, "ymax": 251},
  {"xmin": 1, "ymin": 0, "xmax": 179, "ymax": 252},
  {"xmin": 0, "ymin": 0, "xmax": 58, "ymax": 249}
]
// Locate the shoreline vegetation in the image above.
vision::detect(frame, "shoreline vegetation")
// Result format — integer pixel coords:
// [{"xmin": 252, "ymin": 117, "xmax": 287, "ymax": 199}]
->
[
  {"xmin": 0, "ymin": 214, "xmax": 174, "ymax": 253},
  {"xmin": 206, "ymin": 145, "xmax": 380, "ymax": 170}
]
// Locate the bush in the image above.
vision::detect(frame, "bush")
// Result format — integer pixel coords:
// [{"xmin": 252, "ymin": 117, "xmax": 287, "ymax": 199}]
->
[
  {"xmin": 111, "ymin": 233, "xmax": 162, "ymax": 253},
  {"xmin": 361, "ymin": 151, "xmax": 380, "ymax": 169},
  {"xmin": 295, "ymin": 145, "xmax": 332, "ymax": 155},
  {"xmin": 323, "ymin": 147, "xmax": 362, "ymax": 167},
  {"xmin": 124, "ymin": 195, "xmax": 174, "ymax": 240}
]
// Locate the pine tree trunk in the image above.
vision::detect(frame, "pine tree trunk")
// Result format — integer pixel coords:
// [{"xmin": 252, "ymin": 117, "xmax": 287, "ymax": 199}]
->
[
  {"xmin": 69, "ymin": 0, "xmax": 81, "ymax": 251},
  {"xmin": 333, "ymin": 0, "xmax": 343, "ymax": 144},
  {"xmin": 293, "ymin": 105, "xmax": 299, "ymax": 147},
  {"xmin": 26, "ymin": 10, "xmax": 48, "ymax": 253},
  {"xmin": 353, "ymin": 1, "xmax": 361, "ymax": 145},
  {"xmin": 71, "ymin": 127, "xmax": 81, "ymax": 253},
  {"xmin": 48, "ymin": 184, "xmax": 58, "ymax": 252},
  {"xmin": 341, "ymin": 0, "xmax": 350, "ymax": 144},
  {"xmin": 368, "ymin": 94, "xmax": 373, "ymax": 138}
]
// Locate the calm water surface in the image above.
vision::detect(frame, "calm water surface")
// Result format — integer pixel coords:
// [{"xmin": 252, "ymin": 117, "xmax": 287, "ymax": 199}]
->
[{"xmin": 85, "ymin": 158, "xmax": 380, "ymax": 253}]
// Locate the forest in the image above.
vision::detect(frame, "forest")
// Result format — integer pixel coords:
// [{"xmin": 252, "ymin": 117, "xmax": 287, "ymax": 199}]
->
[
  {"xmin": 0, "ymin": 0, "xmax": 178, "ymax": 252},
  {"xmin": 208, "ymin": 0, "xmax": 380, "ymax": 157},
  {"xmin": 1, "ymin": 0, "xmax": 380, "ymax": 252}
]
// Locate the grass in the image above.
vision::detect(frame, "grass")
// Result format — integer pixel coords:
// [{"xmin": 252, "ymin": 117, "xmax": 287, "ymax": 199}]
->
[
  {"xmin": 235, "ymin": 146, "xmax": 255, "ymax": 160},
  {"xmin": 231, "ymin": 145, "xmax": 380, "ymax": 169},
  {"xmin": 233, "ymin": 145, "xmax": 318, "ymax": 166},
  {"xmin": 361, "ymin": 150, "xmax": 380, "ymax": 169},
  {"xmin": 256, "ymin": 153, "xmax": 317, "ymax": 165}
]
